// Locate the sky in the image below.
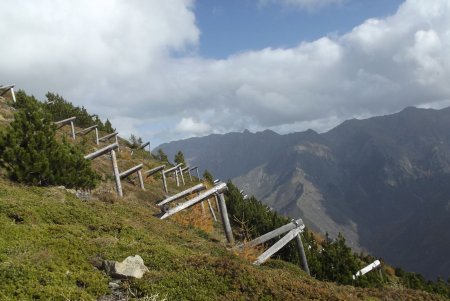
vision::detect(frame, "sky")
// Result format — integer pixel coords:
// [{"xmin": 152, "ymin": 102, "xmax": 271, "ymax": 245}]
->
[{"xmin": 1, "ymin": 0, "xmax": 450, "ymax": 147}]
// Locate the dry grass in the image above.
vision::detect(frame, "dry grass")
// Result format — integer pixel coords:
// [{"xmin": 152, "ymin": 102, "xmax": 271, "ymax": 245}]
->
[{"xmin": 173, "ymin": 202, "xmax": 214, "ymax": 233}]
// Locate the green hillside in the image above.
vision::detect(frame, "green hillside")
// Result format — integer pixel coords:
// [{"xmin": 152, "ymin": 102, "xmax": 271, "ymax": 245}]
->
[{"xmin": 0, "ymin": 93, "xmax": 448, "ymax": 300}]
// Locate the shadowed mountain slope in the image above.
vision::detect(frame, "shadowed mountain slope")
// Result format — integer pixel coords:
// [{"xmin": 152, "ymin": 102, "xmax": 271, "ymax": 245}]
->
[{"xmin": 157, "ymin": 107, "xmax": 450, "ymax": 279}]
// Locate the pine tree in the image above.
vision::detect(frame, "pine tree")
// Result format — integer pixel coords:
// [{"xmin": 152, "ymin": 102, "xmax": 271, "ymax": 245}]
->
[
  {"xmin": 156, "ymin": 149, "xmax": 168, "ymax": 162},
  {"xmin": 317, "ymin": 233, "xmax": 360, "ymax": 284},
  {"xmin": 174, "ymin": 150, "xmax": 185, "ymax": 165},
  {"xmin": 0, "ymin": 92, "xmax": 98, "ymax": 189},
  {"xmin": 128, "ymin": 134, "xmax": 144, "ymax": 149},
  {"xmin": 129, "ymin": 134, "xmax": 139, "ymax": 148},
  {"xmin": 103, "ymin": 119, "xmax": 114, "ymax": 133}
]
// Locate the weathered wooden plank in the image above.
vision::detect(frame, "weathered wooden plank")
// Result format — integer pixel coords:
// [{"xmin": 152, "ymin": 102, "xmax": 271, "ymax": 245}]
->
[
  {"xmin": 138, "ymin": 142, "xmax": 150, "ymax": 150},
  {"xmin": 253, "ymin": 228, "xmax": 301, "ymax": 265},
  {"xmin": 238, "ymin": 219, "xmax": 304, "ymax": 249},
  {"xmin": 164, "ymin": 163, "xmax": 183, "ymax": 174},
  {"xmin": 144, "ymin": 165, "xmax": 165, "ymax": 176},
  {"xmin": 98, "ymin": 131, "xmax": 118, "ymax": 142},
  {"xmin": 76, "ymin": 125, "xmax": 98, "ymax": 135},
  {"xmin": 54, "ymin": 116, "xmax": 77, "ymax": 125},
  {"xmin": 160, "ymin": 183, "xmax": 227, "ymax": 220},
  {"xmin": 84, "ymin": 143, "xmax": 119, "ymax": 160},
  {"xmin": 217, "ymin": 192, "xmax": 234, "ymax": 245},
  {"xmin": 119, "ymin": 164, "xmax": 143, "ymax": 179},
  {"xmin": 157, "ymin": 183, "xmax": 205, "ymax": 207},
  {"xmin": 0, "ymin": 84, "xmax": 14, "ymax": 96},
  {"xmin": 353, "ymin": 260, "xmax": 381, "ymax": 279}
]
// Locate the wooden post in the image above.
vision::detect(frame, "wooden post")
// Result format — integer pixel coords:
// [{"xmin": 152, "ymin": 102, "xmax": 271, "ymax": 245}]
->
[
  {"xmin": 175, "ymin": 170, "xmax": 180, "ymax": 187},
  {"xmin": 95, "ymin": 128, "xmax": 99, "ymax": 145},
  {"xmin": 196, "ymin": 167, "xmax": 200, "ymax": 180},
  {"xmin": 137, "ymin": 170, "xmax": 145, "ymax": 190},
  {"xmin": 10, "ymin": 87, "xmax": 16, "ymax": 103},
  {"xmin": 200, "ymin": 201, "xmax": 206, "ymax": 215},
  {"xmin": 217, "ymin": 192, "xmax": 234, "ymax": 245},
  {"xmin": 214, "ymin": 194, "xmax": 220, "ymax": 212},
  {"xmin": 253, "ymin": 228, "xmax": 301, "ymax": 265},
  {"xmin": 161, "ymin": 164, "xmax": 183, "ymax": 194},
  {"xmin": 115, "ymin": 135, "xmax": 119, "ymax": 151},
  {"xmin": 70, "ymin": 121, "xmax": 76, "ymax": 140},
  {"xmin": 162, "ymin": 172, "xmax": 168, "ymax": 194},
  {"xmin": 188, "ymin": 170, "xmax": 193, "ymax": 181},
  {"xmin": 295, "ymin": 233, "xmax": 310, "ymax": 275},
  {"xmin": 179, "ymin": 166, "xmax": 185, "ymax": 186},
  {"xmin": 111, "ymin": 149, "xmax": 123, "ymax": 197},
  {"xmin": 207, "ymin": 199, "xmax": 217, "ymax": 221}
]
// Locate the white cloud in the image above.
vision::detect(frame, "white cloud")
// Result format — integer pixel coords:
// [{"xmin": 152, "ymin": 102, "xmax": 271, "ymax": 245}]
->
[
  {"xmin": 2, "ymin": 0, "xmax": 450, "ymax": 146},
  {"xmin": 175, "ymin": 117, "xmax": 211, "ymax": 134}
]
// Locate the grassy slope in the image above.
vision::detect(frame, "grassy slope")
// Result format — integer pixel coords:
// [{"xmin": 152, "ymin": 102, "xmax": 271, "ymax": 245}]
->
[{"xmin": 0, "ymin": 97, "xmax": 447, "ymax": 300}]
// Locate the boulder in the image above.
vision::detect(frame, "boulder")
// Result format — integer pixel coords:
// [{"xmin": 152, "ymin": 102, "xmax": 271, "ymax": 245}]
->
[{"xmin": 103, "ymin": 255, "xmax": 149, "ymax": 279}]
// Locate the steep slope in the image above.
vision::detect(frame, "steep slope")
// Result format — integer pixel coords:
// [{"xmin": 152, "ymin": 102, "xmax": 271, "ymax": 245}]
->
[
  {"xmin": 2, "ymin": 94, "xmax": 448, "ymax": 299},
  {"xmin": 159, "ymin": 106, "xmax": 450, "ymax": 279}
]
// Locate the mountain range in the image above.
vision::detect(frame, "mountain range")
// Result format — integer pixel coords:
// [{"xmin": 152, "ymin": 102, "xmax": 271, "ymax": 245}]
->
[{"xmin": 156, "ymin": 106, "xmax": 450, "ymax": 279}]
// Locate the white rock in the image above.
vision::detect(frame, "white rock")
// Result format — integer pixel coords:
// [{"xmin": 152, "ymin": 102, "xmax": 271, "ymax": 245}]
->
[{"xmin": 103, "ymin": 255, "xmax": 149, "ymax": 279}]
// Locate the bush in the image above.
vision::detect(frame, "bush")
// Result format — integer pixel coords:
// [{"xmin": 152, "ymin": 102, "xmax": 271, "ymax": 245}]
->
[{"xmin": 0, "ymin": 91, "xmax": 98, "ymax": 189}]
